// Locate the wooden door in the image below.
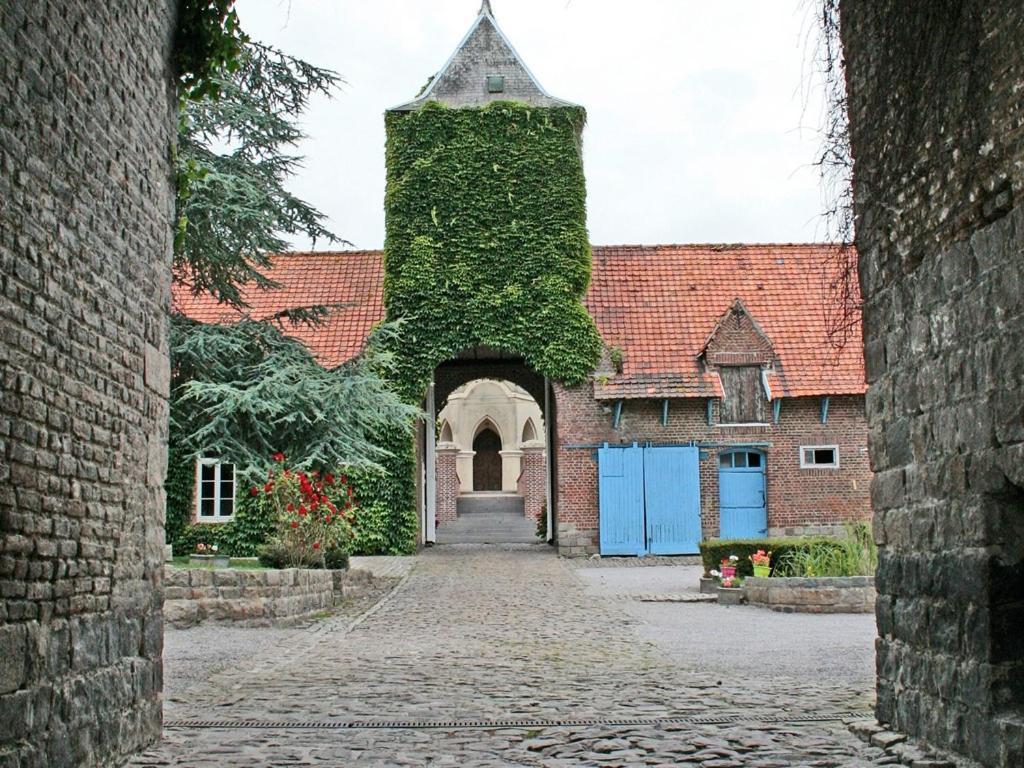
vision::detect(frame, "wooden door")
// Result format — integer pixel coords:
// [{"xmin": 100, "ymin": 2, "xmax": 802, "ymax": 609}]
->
[{"xmin": 472, "ymin": 428, "xmax": 503, "ymax": 491}]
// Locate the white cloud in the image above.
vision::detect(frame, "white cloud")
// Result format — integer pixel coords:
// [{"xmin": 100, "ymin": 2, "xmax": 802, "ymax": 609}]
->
[{"xmin": 234, "ymin": 0, "xmax": 831, "ymax": 250}]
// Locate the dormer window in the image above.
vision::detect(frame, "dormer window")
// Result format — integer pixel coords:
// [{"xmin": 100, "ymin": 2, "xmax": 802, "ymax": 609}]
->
[
  {"xmin": 486, "ymin": 75, "xmax": 505, "ymax": 93},
  {"xmin": 719, "ymin": 366, "xmax": 767, "ymax": 424}
]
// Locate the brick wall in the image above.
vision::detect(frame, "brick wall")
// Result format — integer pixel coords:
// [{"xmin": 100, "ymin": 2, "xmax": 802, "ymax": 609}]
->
[
  {"xmin": 435, "ymin": 447, "xmax": 460, "ymax": 524},
  {"xmin": 842, "ymin": 1, "xmax": 1024, "ymax": 764},
  {"xmin": 518, "ymin": 447, "xmax": 546, "ymax": 525},
  {"xmin": 553, "ymin": 384, "xmax": 871, "ymax": 554},
  {"xmin": 0, "ymin": 2, "xmax": 175, "ymax": 765}
]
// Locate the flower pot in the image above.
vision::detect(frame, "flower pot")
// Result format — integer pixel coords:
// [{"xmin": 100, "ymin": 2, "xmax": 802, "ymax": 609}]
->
[
  {"xmin": 717, "ymin": 586, "xmax": 744, "ymax": 606},
  {"xmin": 189, "ymin": 554, "xmax": 212, "ymax": 567},
  {"xmin": 753, "ymin": 565, "xmax": 771, "ymax": 578},
  {"xmin": 699, "ymin": 576, "xmax": 719, "ymax": 594},
  {"xmin": 720, "ymin": 566, "xmax": 737, "ymax": 579},
  {"xmin": 212, "ymin": 555, "xmax": 230, "ymax": 569}
]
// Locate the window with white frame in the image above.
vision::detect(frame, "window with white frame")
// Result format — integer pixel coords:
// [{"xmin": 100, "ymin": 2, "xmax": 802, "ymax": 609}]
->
[
  {"xmin": 799, "ymin": 445, "xmax": 839, "ymax": 469},
  {"xmin": 196, "ymin": 459, "xmax": 236, "ymax": 521}
]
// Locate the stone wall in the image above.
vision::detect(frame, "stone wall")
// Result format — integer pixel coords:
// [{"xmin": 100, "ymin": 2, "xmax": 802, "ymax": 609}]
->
[
  {"xmin": 163, "ymin": 568, "xmax": 358, "ymax": 628},
  {"xmin": 841, "ymin": 1, "xmax": 1024, "ymax": 765},
  {"xmin": 0, "ymin": 2, "xmax": 175, "ymax": 766},
  {"xmin": 553, "ymin": 383, "xmax": 871, "ymax": 555},
  {"xmin": 743, "ymin": 576, "xmax": 875, "ymax": 614}
]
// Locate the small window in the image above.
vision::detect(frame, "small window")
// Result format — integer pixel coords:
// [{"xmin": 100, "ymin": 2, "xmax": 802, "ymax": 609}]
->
[
  {"xmin": 720, "ymin": 451, "xmax": 763, "ymax": 469},
  {"xmin": 800, "ymin": 445, "xmax": 839, "ymax": 469},
  {"xmin": 486, "ymin": 75, "xmax": 505, "ymax": 93},
  {"xmin": 196, "ymin": 459, "xmax": 236, "ymax": 521}
]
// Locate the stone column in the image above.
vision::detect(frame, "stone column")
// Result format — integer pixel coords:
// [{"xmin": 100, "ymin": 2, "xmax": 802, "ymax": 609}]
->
[
  {"xmin": 456, "ymin": 450, "xmax": 475, "ymax": 493},
  {"xmin": 499, "ymin": 449, "xmax": 523, "ymax": 492}
]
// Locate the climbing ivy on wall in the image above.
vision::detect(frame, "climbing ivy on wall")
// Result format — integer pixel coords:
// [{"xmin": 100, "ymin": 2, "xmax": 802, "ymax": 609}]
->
[
  {"xmin": 383, "ymin": 101, "xmax": 601, "ymax": 397},
  {"xmin": 364, "ymin": 101, "xmax": 602, "ymax": 540}
]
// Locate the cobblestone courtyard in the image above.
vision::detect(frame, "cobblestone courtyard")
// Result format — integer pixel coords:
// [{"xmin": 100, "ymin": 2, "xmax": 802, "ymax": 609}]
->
[{"xmin": 129, "ymin": 546, "xmax": 887, "ymax": 766}]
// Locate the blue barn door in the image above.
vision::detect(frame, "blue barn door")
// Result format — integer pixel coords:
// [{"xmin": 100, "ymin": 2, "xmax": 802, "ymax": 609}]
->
[
  {"xmin": 718, "ymin": 450, "xmax": 767, "ymax": 538},
  {"xmin": 643, "ymin": 446, "xmax": 702, "ymax": 554},
  {"xmin": 598, "ymin": 444, "xmax": 646, "ymax": 555}
]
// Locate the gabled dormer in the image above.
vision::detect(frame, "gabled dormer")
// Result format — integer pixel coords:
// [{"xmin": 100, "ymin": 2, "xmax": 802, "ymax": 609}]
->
[
  {"xmin": 700, "ymin": 299, "xmax": 776, "ymax": 368},
  {"xmin": 392, "ymin": 1, "xmax": 577, "ymax": 110}
]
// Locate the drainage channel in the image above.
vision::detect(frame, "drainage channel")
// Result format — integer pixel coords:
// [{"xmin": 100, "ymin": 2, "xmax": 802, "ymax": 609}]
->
[{"xmin": 166, "ymin": 711, "xmax": 863, "ymax": 731}]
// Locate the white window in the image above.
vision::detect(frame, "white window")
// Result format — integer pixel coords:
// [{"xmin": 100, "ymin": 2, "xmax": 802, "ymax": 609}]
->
[
  {"xmin": 195, "ymin": 459, "xmax": 236, "ymax": 522},
  {"xmin": 800, "ymin": 445, "xmax": 839, "ymax": 469}
]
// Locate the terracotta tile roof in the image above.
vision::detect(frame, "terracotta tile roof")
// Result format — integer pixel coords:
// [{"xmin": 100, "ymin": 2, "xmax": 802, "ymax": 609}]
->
[
  {"xmin": 171, "ymin": 243, "xmax": 866, "ymax": 397},
  {"xmin": 586, "ymin": 244, "xmax": 865, "ymax": 399},
  {"xmin": 171, "ymin": 251, "xmax": 384, "ymax": 370}
]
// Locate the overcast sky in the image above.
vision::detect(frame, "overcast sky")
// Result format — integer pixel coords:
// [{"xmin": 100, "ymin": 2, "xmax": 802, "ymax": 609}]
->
[{"xmin": 236, "ymin": 0, "xmax": 832, "ymax": 250}]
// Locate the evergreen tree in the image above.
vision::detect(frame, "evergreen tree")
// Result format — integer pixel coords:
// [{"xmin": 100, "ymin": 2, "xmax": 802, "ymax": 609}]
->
[{"xmin": 171, "ymin": 40, "xmax": 417, "ymax": 481}]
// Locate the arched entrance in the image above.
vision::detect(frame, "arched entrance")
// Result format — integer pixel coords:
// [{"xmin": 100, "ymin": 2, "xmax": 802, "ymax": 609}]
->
[
  {"xmin": 421, "ymin": 349, "xmax": 555, "ymax": 546},
  {"xmin": 472, "ymin": 425, "xmax": 503, "ymax": 491},
  {"xmin": 718, "ymin": 449, "xmax": 767, "ymax": 538}
]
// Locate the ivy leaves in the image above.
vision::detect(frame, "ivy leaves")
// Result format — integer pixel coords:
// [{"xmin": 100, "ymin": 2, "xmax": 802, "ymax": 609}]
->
[{"xmin": 383, "ymin": 102, "xmax": 602, "ymax": 391}]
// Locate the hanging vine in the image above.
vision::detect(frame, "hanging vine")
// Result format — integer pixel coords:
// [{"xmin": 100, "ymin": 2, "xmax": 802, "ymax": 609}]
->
[{"xmin": 357, "ymin": 100, "xmax": 602, "ymax": 543}]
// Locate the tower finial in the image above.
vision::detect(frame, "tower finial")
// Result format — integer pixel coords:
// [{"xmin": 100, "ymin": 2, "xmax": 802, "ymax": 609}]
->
[{"xmin": 480, "ymin": 0, "xmax": 493, "ymax": 17}]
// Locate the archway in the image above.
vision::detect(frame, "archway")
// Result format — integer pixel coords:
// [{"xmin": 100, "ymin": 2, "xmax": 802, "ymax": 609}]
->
[
  {"xmin": 422, "ymin": 349, "xmax": 554, "ymax": 546},
  {"xmin": 472, "ymin": 423, "xmax": 503, "ymax": 491}
]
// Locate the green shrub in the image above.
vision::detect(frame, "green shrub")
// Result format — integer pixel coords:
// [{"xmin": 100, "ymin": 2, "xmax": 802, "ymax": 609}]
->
[
  {"xmin": 775, "ymin": 522, "xmax": 877, "ymax": 577},
  {"xmin": 257, "ymin": 540, "xmax": 348, "ymax": 570},
  {"xmin": 698, "ymin": 537, "xmax": 841, "ymax": 577}
]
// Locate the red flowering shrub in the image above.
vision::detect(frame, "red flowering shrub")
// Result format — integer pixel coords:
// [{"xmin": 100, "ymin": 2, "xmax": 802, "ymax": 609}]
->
[{"xmin": 260, "ymin": 453, "xmax": 355, "ymax": 568}]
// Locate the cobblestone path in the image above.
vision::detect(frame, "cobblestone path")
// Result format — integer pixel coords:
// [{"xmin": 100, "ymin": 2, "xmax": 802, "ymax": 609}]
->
[{"xmin": 129, "ymin": 546, "xmax": 887, "ymax": 766}]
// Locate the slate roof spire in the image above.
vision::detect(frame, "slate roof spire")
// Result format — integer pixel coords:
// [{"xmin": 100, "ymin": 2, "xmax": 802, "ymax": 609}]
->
[{"xmin": 391, "ymin": 1, "xmax": 576, "ymax": 110}]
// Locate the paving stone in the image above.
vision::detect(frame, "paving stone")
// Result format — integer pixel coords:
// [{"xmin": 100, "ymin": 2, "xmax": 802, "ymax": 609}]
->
[{"xmin": 128, "ymin": 547, "xmax": 881, "ymax": 765}]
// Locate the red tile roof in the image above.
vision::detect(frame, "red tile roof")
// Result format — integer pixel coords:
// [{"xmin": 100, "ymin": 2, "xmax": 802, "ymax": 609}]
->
[
  {"xmin": 586, "ymin": 244, "xmax": 865, "ymax": 399},
  {"xmin": 171, "ymin": 244, "xmax": 865, "ymax": 397},
  {"xmin": 171, "ymin": 251, "xmax": 384, "ymax": 370}
]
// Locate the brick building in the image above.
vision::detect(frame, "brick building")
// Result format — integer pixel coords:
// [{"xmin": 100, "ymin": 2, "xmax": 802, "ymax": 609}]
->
[
  {"xmin": 177, "ymin": 242, "xmax": 871, "ymax": 554},
  {"xmin": 174, "ymin": 2, "xmax": 871, "ymax": 555}
]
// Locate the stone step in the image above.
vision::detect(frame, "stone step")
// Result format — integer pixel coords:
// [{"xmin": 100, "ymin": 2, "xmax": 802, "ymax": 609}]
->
[
  {"xmin": 436, "ymin": 501, "xmax": 537, "ymax": 545},
  {"xmin": 456, "ymin": 494, "xmax": 525, "ymax": 516}
]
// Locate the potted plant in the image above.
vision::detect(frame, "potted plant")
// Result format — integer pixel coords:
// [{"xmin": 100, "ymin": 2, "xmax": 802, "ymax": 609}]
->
[
  {"xmin": 750, "ymin": 549, "xmax": 772, "ymax": 578},
  {"xmin": 717, "ymin": 574, "xmax": 744, "ymax": 606},
  {"xmin": 190, "ymin": 542, "xmax": 229, "ymax": 569},
  {"xmin": 720, "ymin": 555, "xmax": 739, "ymax": 579}
]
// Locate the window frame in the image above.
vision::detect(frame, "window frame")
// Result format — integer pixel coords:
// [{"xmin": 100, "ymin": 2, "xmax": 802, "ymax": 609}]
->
[
  {"xmin": 194, "ymin": 458, "xmax": 237, "ymax": 523},
  {"xmin": 799, "ymin": 444, "xmax": 840, "ymax": 469},
  {"xmin": 716, "ymin": 366, "xmax": 770, "ymax": 426}
]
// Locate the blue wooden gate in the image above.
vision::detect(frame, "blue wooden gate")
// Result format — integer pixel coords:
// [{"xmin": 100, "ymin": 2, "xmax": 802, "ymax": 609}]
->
[
  {"xmin": 598, "ymin": 444, "xmax": 701, "ymax": 555},
  {"xmin": 598, "ymin": 444, "xmax": 646, "ymax": 555},
  {"xmin": 643, "ymin": 446, "xmax": 702, "ymax": 554},
  {"xmin": 718, "ymin": 450, "xmax": 767, "ymax": 538}
]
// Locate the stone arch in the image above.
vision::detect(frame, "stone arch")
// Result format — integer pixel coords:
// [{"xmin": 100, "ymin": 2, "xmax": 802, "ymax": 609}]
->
[
  {"xmin": 439, "ymin": 420, "xmax": 453, "ymax": 444},
  {"xmin": 521, "ymin": 417, "xmax": 537, "ymax": 444},
  {"xmin": 472, "ymin": 415, "xmax": 505, "ymax": 448},
  {"xmin": 472, "ymin": 422, "xmax": 503, "ymax": 491}
]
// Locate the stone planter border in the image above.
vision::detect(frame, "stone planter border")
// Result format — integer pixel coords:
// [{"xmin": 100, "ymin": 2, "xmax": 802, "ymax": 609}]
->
[
  {"xmin": 163, "ymin": 566, "xmax": 377, "ymax": 628},
  {"xmin": 743, "ymin": 575, "xmax": 875, "ymax": 613}
]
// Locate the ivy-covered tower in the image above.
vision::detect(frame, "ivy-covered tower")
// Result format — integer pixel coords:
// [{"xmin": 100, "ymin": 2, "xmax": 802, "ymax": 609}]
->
[{"xmin": 383, "ymin": 0, "xmax": 601, "ymax": 398}]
